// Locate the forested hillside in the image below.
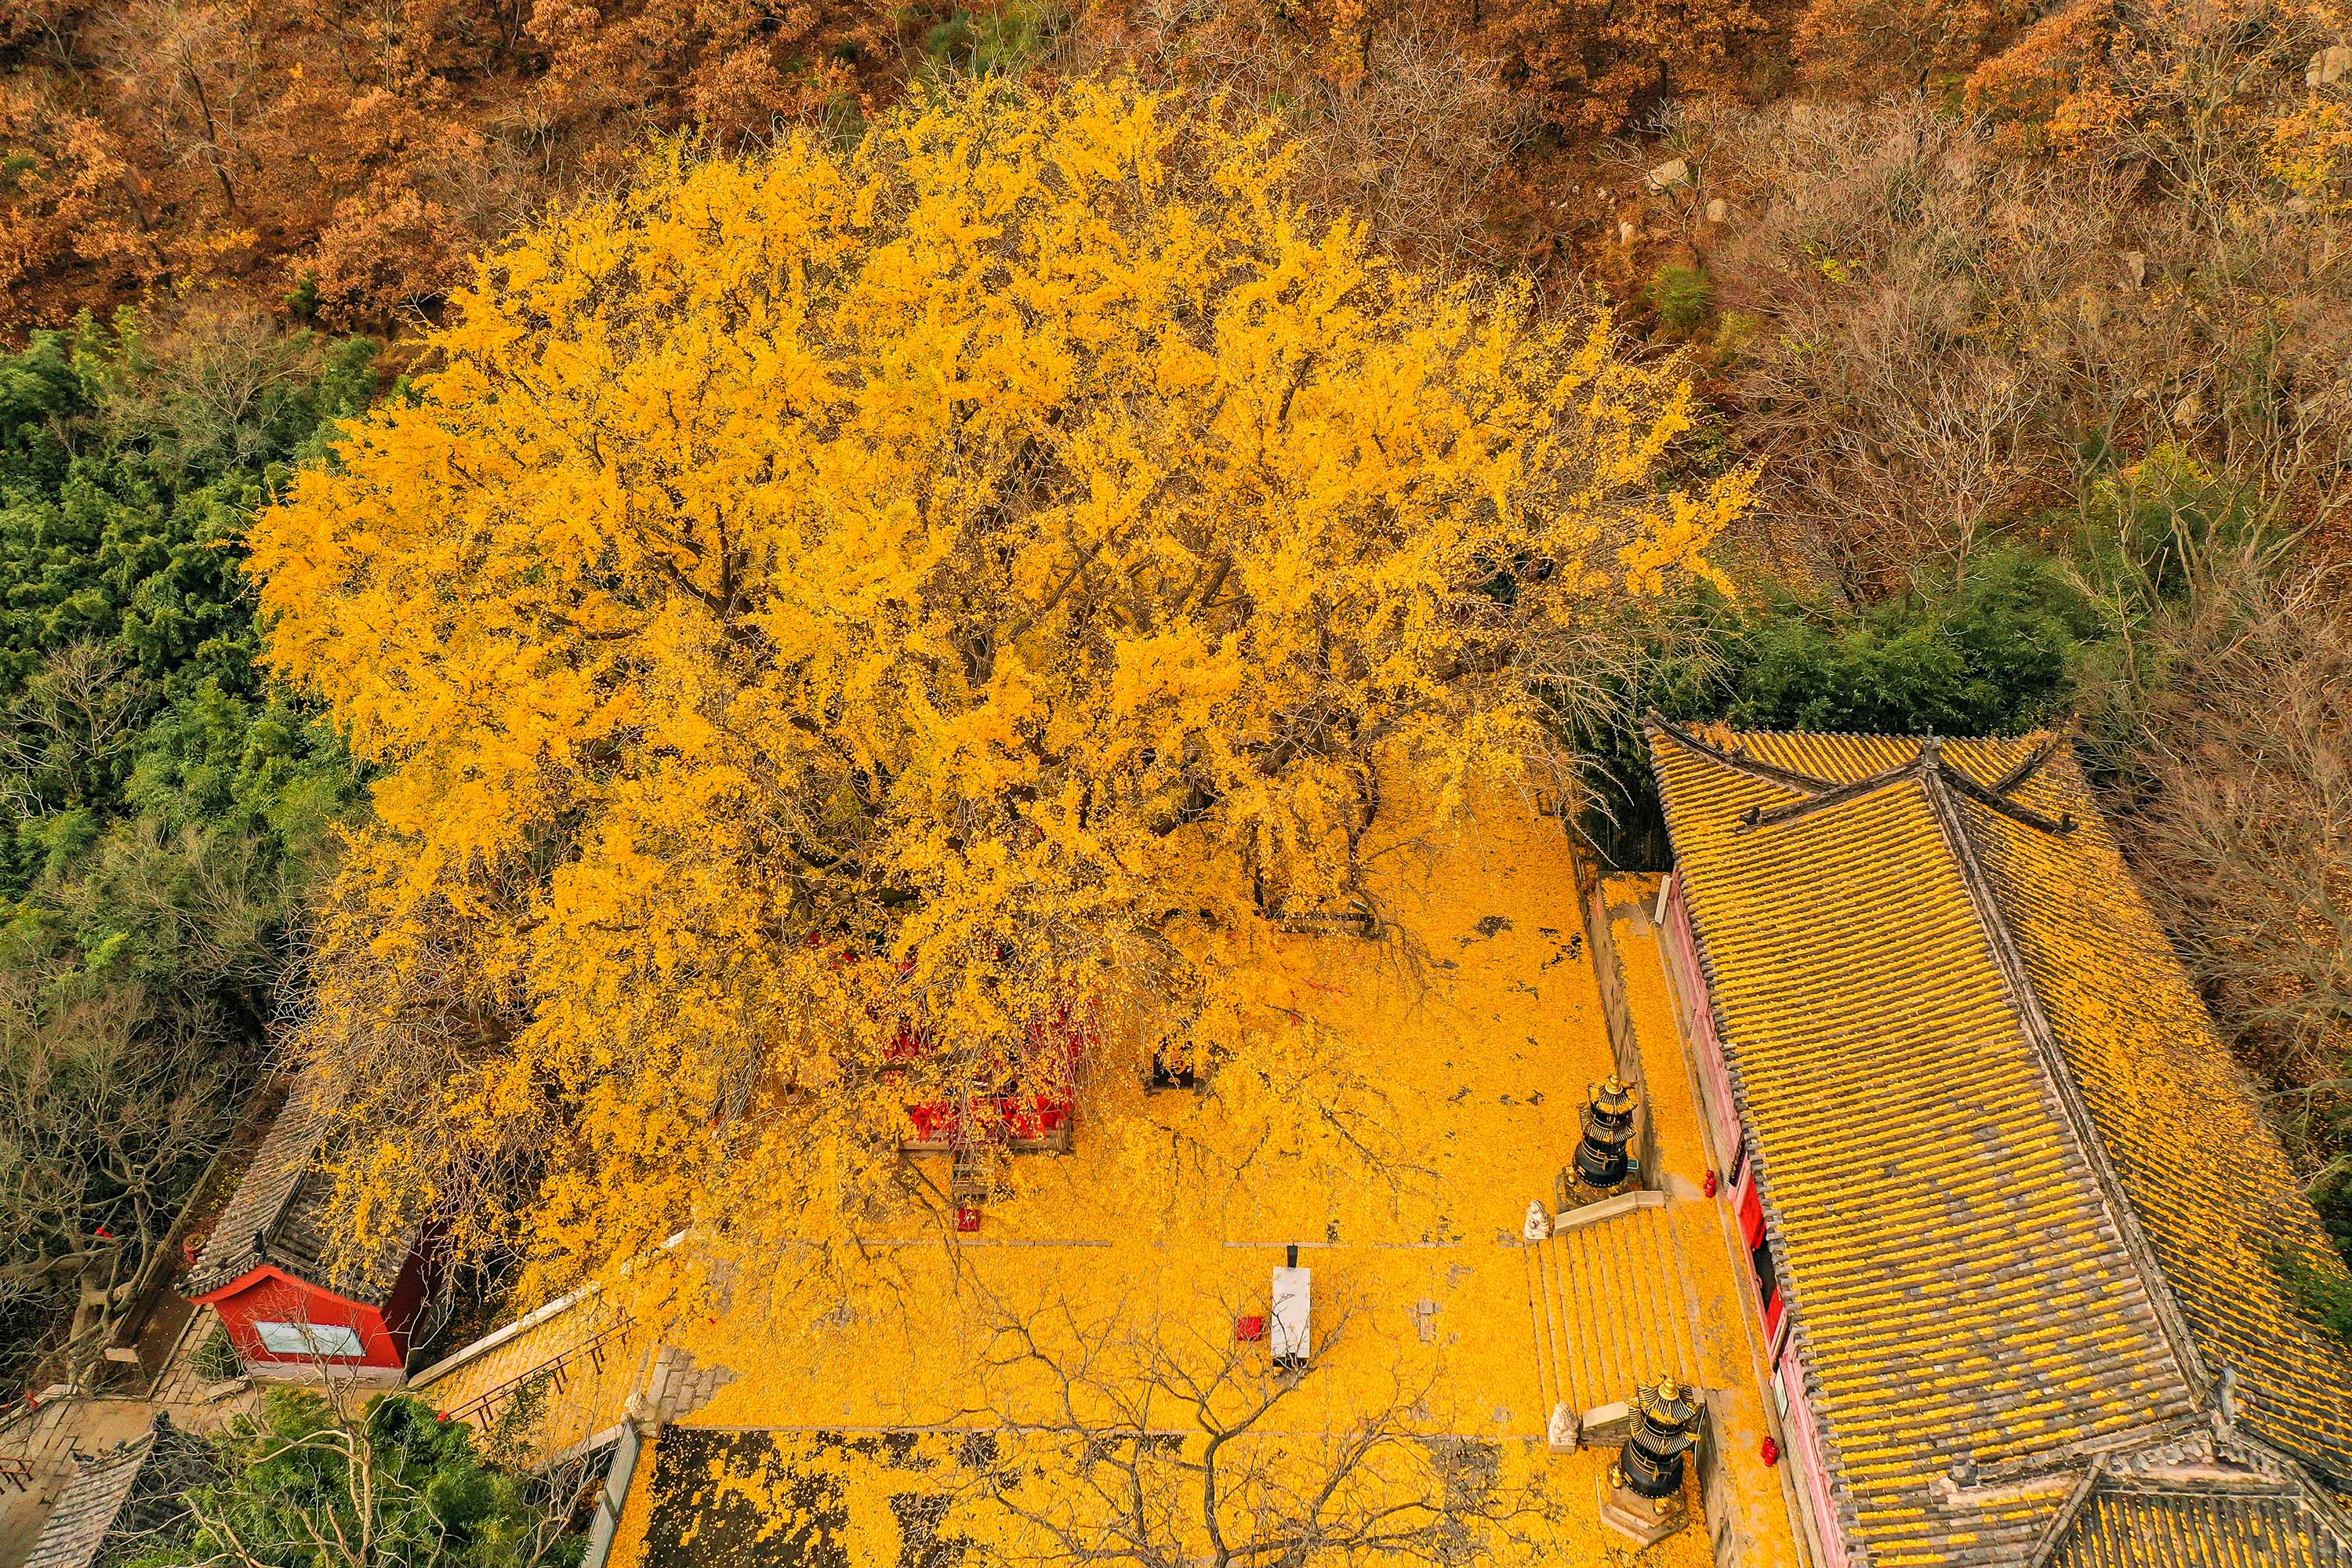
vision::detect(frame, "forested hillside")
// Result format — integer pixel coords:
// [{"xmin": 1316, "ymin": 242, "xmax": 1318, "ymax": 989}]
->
[
  {"xmin": 2, "ymin": 0, "xmax": 2348, "ymax": 1386},
  {"xmin": 0, "ymin": 310, "xmax": 363, "ymax": 1386}
]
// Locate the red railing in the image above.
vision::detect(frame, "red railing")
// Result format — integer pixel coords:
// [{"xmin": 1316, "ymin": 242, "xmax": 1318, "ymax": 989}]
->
[
  {"xmin": 0, "ymin": 1396, "xmax": 44, "ymax": 1494},
  {"xmin": 903, "ymin": 1093, "xmax": 1075, "ymax": 1151},
  {"xmin": 895, "ymin": 1006, "xmax": 1089, "ymax": 1154}
]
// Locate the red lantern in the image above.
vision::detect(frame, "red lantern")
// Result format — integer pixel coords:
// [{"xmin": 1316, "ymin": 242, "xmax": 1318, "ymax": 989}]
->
[
  {"xmin": 955, "ymin": 1205, "xmax": 983, "ymax": 1233},
  {"xmin": 1762, "ymin": 1435, "xmax": 1781, "ymax": 1466},
  {"xmin": 1703, "ymin": 1170, "xmax": 1719, "ymax": 1198}
]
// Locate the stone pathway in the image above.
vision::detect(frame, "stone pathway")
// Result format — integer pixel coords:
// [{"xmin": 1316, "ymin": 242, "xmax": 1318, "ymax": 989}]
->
[
  {"xmin": 0, "ymin": 1309, "xmax": 260, "ymax": 1568},
  {"xmin": 1606, "ymin": 879, "xmax": 1812, "ymax": 1568},
  {"xmin": 1526, "ymin": 1190, "xmax": 1709, "ymax": 1420},
  {"xmin": 409, "ymin": 1279, "xmax": 735, "ymax": 1471}
]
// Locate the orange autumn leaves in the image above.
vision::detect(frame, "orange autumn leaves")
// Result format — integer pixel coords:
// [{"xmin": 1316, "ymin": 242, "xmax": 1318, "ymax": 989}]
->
[{"xmin": 251, "ymin": 76, "xmax": 1744, "ymax": 1298}]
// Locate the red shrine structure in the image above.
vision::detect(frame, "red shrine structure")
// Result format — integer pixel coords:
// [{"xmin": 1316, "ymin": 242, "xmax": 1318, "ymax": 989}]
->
[{"xmin": 181, "ymin": 1074, "xmax": 428, "ymax": 1377}]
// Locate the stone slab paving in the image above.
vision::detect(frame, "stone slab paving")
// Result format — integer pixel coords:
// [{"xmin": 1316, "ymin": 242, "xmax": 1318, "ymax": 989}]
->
[
  {"xmin": 0, "ymin": 1309, "xmax": 261, "ymax": 1568},
  {"xmin": 1607, "ymin": 878, "xmax": 1811, "ymax": 1568}
]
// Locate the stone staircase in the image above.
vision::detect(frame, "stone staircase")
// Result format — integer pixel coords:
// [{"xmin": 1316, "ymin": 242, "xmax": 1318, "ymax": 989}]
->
[{"xmin": 1525, "ymin": 1189, "xmax": 1707, "ymax": 1423}]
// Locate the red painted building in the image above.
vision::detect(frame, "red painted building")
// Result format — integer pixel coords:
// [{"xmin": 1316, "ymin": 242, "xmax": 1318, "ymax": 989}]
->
[{"xmin": 182, "ymin": 1076, "xmax": 427, "ymax": 1376}]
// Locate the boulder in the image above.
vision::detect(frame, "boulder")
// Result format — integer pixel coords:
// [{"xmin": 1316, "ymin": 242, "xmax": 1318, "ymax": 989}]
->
[
  {"xmin": 2309, "ymin": 44, "xmax": 2352, "ymax": 87},
  {"xmin": 1646, "ymin": 157, "xmax": 1693, "ymax": 192}
]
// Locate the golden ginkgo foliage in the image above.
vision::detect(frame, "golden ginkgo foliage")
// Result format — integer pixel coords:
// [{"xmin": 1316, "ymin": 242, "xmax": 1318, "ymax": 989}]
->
[{"xmin": 251, "ymin": 74, "xmax": 1744, "ymax": 1301}]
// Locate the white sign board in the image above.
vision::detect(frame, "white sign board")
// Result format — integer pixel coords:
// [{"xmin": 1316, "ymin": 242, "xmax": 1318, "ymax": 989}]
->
[
  {"xmin": 1270, "ymin": 1266, "xmax": 1312, "ymax": 1367},
  {"xmin": 254, "ymin": 1320, "xmax": 366, "ymax": 1359}
]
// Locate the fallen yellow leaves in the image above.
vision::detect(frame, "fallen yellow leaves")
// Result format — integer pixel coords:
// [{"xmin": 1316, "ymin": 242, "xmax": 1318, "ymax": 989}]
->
[{"xmin": 251, "ymin": 71, "xmax": 1741, "ymax": 1341}]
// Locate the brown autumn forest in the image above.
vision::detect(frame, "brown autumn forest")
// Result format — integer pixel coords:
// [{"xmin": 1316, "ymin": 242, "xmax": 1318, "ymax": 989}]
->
[{"xmin": 1, "ymin": 0, "xmax": 2348, "ymax": 1391}]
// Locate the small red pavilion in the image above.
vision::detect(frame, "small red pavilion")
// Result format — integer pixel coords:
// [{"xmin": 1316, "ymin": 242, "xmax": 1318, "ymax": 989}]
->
[{"xmin": 181, "ymin": 1075, "xmax": 427, "ymax": 1377}]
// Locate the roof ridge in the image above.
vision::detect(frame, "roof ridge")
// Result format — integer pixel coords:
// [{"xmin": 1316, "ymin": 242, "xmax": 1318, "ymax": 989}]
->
[
  {"xmin": 1738, "ymin": 751, "xmax": 1928, "ymax": 832},
  {"xmin": 1920, "ymin": 768, "xmax": 2216, "ymax": 1411},
  {"xmin": 1941, "ymin": 755, "xmax": 2078, "ymax": 837},
  {"xmin": 2024, "ymin": 1457, "xmax": 2107, "ymax": 1567},
  {"xmin": 1700, "ymin": 731, "xmax": 2078, "ymax": 840},
  {"xmin": 252, "ymin": 1101, "xmax": 332, "ymax": 1262},
  {"xmin": 1985, "ymin": 735, "xmax": 2067, "ymax": 796},
  {"xmin": 1661, "ymin": 722, "xmax": 2060, "ymax": 746},
  {"xmin": 1646, "ymin": 713, "xmax": 1840, "ymax": 797}
]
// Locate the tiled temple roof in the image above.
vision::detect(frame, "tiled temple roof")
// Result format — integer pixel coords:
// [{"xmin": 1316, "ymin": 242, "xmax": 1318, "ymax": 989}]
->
[
  {"xmin": 2034, "ymin": 1472, "xmax": 2352, "ymax": 1567},
  {"xmin": 24, "ymin": 1416, "xmax": 215, "ymax": 1568},
  {"xmin": 1649, "ymin": 724, "xmax": 2352, "ymax": 1566},
  {"xmin": 23, "ymin": 1440, "xmax": 148, "ymax": 1568},
  {"xmin": 183, "ymin": 1070, "xmax": 416, "ymax": 1305}
]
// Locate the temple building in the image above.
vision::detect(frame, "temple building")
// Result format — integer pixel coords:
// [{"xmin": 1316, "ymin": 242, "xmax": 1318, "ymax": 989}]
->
[
  {"xmin": 181, "ymin": 1074, "xmax": 430, "ymax": 1378},
  {"xmin": 262, "ymin": 732, "xmax": 2352, "ymax": 1568},
  {"xmin": 1648, "ymin": 721, "xmax": 2352, "ymax": 1566},
  {"xmin": 22, "ymin": 1416, "xmax": 214, "ymax": 1568}
]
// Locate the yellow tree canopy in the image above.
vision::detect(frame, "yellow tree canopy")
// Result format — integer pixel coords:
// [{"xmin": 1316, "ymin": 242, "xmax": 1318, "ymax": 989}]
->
[{"xmin": 251, "ymin": 75, "xmax": 1744, "ymax": 1298}]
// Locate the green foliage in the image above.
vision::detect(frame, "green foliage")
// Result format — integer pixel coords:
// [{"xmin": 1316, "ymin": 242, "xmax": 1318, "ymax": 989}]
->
[
  {"xmin": 2068, "ymin": 444, "xmax": 2267, "ymax": 618},
  {"xmin": 2316, "ymin": 1178, "xmax": 2352, "ymax": 1266},
  {"xmin": 0, "ymin": 305, "xmax": 368, "ymax": 894},
  {"xmin": 481, "ymin": 1373, "xmax": 556, "ymax": 1472},
  {"xmin": 2060, "ymin": 445, "xmax": 2296, "ymax": 793},
  {"xmin": 190, "ymin": 1324, "xmax": 241, "ymax": 1383},
  {"xmin": 0, "ymin": 307, "xmax": 369, "ymax": 1388},
  {"xmin": 1722, "ymin": 550, "xmax": 2095, "ymax": 734},
  {"xmin": 1708, "ymin": 309, "xmax": 1764, "ymax": 365},
  {"xmin": 917, "ymin": 4, "xmax": 1059, "ymax": 76},
  {"xmin": 1580, "ymin": 548, "xmax": 2098, "ymax": 867},
  {"xmin": 2271, "ymin": 1246, "xmax": 2352, "ymax": 1351},
  {"xmin": 820, "ymin": 92, "xmax": 868, "ymax": 151},
  {"xmin": 130, "ymin": 1390, "xmax": 586, "ymax": 1568},
  {"xmin": 1646, "ymin": 263, "xmax": 1715, "ymax": 333},
  {"xmin": 0, "ymin": 311, "xmax": 372, "ymax": 679},
  {"xmin": 922, "ymin": 15, "xmax": 974, "ymax": 58}
]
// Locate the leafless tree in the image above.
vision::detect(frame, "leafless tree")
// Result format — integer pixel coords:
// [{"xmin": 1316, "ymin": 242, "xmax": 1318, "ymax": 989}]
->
[
  {"xmin": 0, "ymin": 643, "xmax": 154, "ymax": 813},
  {"xmin": 2081, "ymin": 546, "xmax": 2352, "ymax": 1180},
  {"xmin": 1076, "ymin": 9, "xmax": 1530, "ymax": 279},
  {"xmin": 0, "ymin": 975, "xmax": 231, "ymax": 1385},
  {"xmin": 93, "ymin": 0, "xmax": 261, "ymax": 214},
  {"xmin": 1701, "ymin": 90, "xmax": 2352, "ymax": 592},
  {"xmin": 932, "ymin": 1279, "xmax": 1561, "ymax": 1568},
  {"xmin": 95, "ymin": 303, "xmax": 323, "ymax": 479}
]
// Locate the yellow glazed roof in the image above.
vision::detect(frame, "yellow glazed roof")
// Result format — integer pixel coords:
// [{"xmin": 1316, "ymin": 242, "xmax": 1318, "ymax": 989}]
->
[
  {"xmin": 2034, "ymin": 1475, "xmax": 2352, "ymax": 1567},
  {"xmin": 1650, "ymin": 725, "xmax": 2352, "ymax": 1566}
]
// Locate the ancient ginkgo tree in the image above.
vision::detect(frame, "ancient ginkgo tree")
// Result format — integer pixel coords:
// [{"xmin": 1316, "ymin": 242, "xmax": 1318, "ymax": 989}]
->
[{"xmin": 249, "ymin": 74, "xmax": 1744, "ymax": 1305}]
